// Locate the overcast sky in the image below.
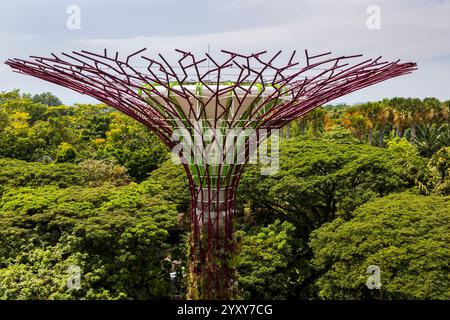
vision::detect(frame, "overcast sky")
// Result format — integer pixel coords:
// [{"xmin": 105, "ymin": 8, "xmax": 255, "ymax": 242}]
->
[{"xmin": 0, "ymin": 0, "xmax": 449, "ymax": 105}]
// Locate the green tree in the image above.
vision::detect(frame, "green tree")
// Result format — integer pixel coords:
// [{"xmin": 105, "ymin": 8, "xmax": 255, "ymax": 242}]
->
[
  {"xmin": 96, "ymin": 113, "xmax": 168, "ymax": 181},
  {"xmin": 79, "ymin": 159, "xmax": 130, "ymax": 186},
  {"xmin": 428, "ymin": 146, "xmax": 450, "ymax": 195},
  {"xmin": 310, "ymin": 192, "xmax": 450, "ymax": 300},
  {"xmin": 237, "ymin": 220, "xmax": 296, "ymax": 299},
  {"xmin": 147, "ymin": 159, "xmax": 190, "ymax": 212},
  {"xmin": 239, "ymin": 137, "xmax": 424, "ymax": 298},
  {"xmin": 0, "ymin": 241, "xmax": 113, "ymax": 299},
  {"xmin": 386, "ymin": 137, "xmax": 428, "ymax": 191},
  {"xmin": 0, "ymin": 184, "xmax": 179, "ymax": 299},
  {"xmin": 28, "ymin": 92, "xmax": 62, "ymax": 106},
  {"xmin": 0, "ymin": 89, "xmax": 21, "ymax": 103},
  {"xmin": 0, "ymin": 158, "xmax": 86, "ymax": 196},
  {"xmin": 0, "ymin": 109, "xmax": 10, "ymax": 130},
  {"xmin": 241, "ymin": 137, "xmax": 422, "ymax": 230},
  {"xmin": 56, "ymin": 142, "xmax": 78, "ymax": 163}
]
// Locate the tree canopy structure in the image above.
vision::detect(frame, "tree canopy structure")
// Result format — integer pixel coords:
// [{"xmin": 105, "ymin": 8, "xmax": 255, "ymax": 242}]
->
[{"xmin": 6, "ymin": 48, "xmax": 416, "ymax": 299}]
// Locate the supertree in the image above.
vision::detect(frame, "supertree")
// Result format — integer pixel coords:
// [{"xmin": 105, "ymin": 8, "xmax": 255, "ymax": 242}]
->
[{"xmin": 6, "ymin": 48, "xmax": 416, "ymax": 299}]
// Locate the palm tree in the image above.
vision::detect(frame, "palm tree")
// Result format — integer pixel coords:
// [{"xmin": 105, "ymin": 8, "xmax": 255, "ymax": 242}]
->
[
  {"xmin": 423, "ymin": 97, "xmax": 443, "ymax": 126},
  {"xmin": 306, "ymin": 107, "xmax": 328, "ymax": 136},
  {"xmin": 375, "ymin": 100, "xmax": 393, "ymax": 147},
  {"xmin": 428, "ymin": 146, "xmax": 450, "ymax": 195},
  {"xmin": 342, "ymin": 108, "xmax": 371, "ymax": 141},
  {"xmin": 390, "ymin": 97, "xmax": 409, "ymax": 138},
  {"xmin": 407, "ymin": 98, "xmax": 423, "ymax": 142},
  {"xmin": 443, "ymin": 100, "xmax": 450, "ymax": 126},
  {"xmin": 362, "ymin": 102, "xmax": 377, "ymax": 145},
  {"xmin": 389, "ymin": 97, "xmax": 424, "ymax": 142},
  {"xmin": 415, "ymin": 123, "xmax": 449, "ymax": 157}
]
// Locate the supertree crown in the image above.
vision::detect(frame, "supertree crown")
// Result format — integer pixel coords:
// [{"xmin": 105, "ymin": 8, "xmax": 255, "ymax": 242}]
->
[{"xmin": 6, "ymin": 48, "xmax": 416, "ymax": 142}]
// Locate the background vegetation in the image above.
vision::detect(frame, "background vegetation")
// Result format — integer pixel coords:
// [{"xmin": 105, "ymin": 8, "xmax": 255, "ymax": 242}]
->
[{"xmin": 0, "ymin": 89, "xmax": 448, "ymax": 299}]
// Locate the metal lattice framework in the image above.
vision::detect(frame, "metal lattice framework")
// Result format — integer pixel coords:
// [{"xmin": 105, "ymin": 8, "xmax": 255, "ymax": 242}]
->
[{"xmin": 5, "ymin": 49, "xmax": 416, "ymax": 299}]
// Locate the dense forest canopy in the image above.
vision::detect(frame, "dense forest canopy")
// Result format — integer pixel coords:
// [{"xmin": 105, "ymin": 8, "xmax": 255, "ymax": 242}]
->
[{"xmin": 0, "ymin": 89, "xmax": 448, "ymax": 299}]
